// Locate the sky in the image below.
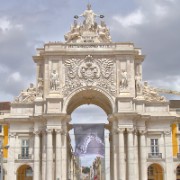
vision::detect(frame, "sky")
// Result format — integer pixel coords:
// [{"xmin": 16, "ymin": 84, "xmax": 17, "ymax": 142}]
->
[
  {"xmin": 1, "ymin": 0, "xmax": 180, "ymax": 166},
  {"xmin": 0, "ymin": 0, "xmax": 180, "ymax": 101}
]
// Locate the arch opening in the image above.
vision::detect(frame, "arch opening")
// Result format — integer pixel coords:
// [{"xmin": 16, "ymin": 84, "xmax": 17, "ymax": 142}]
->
[
  {"xmin": 69, "ymin": 104, "xmax": 110, "ymax": 179},
  {"xmin": 66, "ymin": 89, "xmax": 113, "ymax": 115},
  {"xmin": 17, "ymin": 165, "xmax": 33, "ymax": 180},
  {"xmin": 148, "ymin": 163, "xmax": 163, "ymax": 180},
  {"xmin": 176, "ymin": 164, "xmax": 180, "ymax": 180}
]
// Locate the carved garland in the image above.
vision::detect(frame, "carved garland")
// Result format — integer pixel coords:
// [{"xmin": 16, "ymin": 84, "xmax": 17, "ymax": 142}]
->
[{"xmin": 63, "ymin": 55, "xmax": 116, "ymax": 96}]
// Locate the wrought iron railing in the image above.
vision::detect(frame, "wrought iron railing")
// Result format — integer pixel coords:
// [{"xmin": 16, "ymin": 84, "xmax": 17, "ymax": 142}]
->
[
  {"xmin": 148, "ymin": 153, "xmax": 162, "ymax": 159},
  {"xmin": 18, "ymin": 154, "xmax": 32, "ymax": 159}
]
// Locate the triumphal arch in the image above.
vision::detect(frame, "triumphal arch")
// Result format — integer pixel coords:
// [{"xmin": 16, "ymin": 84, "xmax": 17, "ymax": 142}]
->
[{"xmin": 5, "ymin": 4, "xmax": 178, "ymax": 180}]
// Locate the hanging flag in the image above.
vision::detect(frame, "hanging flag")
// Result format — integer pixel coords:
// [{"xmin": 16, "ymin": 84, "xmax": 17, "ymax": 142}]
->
[{"xmin": 73, "ymin": 124, "xmax": 105, "ymax": 157}]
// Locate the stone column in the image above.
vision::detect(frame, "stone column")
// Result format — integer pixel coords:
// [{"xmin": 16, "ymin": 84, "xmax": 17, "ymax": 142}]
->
[
  {"xmin": 105, "ymin": 131, "xmax": 110, "ymax": 180},
  {"xmin": 134, "ymin": 130, "xmax": 139, "ymax": 180},
  {"xmin": 46, "ymin": 129, "xmax": 53, "ymax": 180},
  {"xmin": 164, "ymin": 131, "xmax": 174, "ymax": 180},
  {"xmin": 139, "ymin": 130, "xmax": 147, "ymax": 180},
  {"xmin": 70, "ymin": 156, "xmax": 74, "ymax": 180},
  {"xmin": 62, "ymin": 131, "xmax": 67, "ymax": 179},
  {"xmin": 7, "ymin": 133, "xmax": 16, "ymax": 180},
  {"xmin": 33, "ymin": 131, "xmax": 40, "ymax": 180},
  {"xmin": 109, "ymin": 133, "xmax": 113, "ymax": 180},
  {"xmin": 127, "ymin": 128, "xmax": 135, "ymax": 180},
  {"xmin": 42, "ymin": 130, "xmax": 46, "ymax": 180},
  {"xmin": 55, "ymin": 129, "xmax": 62, "ymax": 180},
  {"xmin": 112, "ymin": 129, "xmax": 118, "ymax": 180},
  {"xmin": 118, "ymin": 128, "xmax": 126, "ymax": 180}
]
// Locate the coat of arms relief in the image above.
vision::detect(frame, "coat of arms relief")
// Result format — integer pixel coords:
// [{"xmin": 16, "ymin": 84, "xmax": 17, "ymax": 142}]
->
[{"xmin": 63, "ymin": 55, "xmax": 116, "ymax": 96}]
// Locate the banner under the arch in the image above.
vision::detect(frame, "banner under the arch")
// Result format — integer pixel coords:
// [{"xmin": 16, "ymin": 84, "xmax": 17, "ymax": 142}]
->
[{"xmin": 73, "ymin": 124, "xmax": 105, "ymax": 157}]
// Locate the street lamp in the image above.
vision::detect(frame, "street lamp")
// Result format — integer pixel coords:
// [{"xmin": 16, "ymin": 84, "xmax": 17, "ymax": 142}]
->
[{"xmin": 0, "ymin": 145, "xmax": 9, "ymax": 180}]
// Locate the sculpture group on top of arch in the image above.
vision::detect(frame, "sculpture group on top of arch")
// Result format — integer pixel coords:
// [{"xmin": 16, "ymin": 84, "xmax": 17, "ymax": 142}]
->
[{"xmin": 64, "ymin": 4, "xmax": 111, "ymax": 43}]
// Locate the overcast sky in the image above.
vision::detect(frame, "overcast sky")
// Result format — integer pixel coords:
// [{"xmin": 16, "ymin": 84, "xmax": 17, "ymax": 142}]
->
[{"xmin": 0, "ymin": 0, "xmax": 180, "ymax": 101}]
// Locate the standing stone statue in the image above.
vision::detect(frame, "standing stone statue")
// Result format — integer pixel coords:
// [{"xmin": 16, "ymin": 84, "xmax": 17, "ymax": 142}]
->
[
  {"xmin": 135, "ymin": 73, "xmax": 142, "ymax": 94},
  {"xmin": 50, "ymin": 70, "xmax": 59, "ymax": 91},
  {"xmin": 120, "ymin": 70, "xmax": 128, "ymax": 90},
  {"xmin": 79, "ymin": 4, "xmax": 99, "ymax": 30}
]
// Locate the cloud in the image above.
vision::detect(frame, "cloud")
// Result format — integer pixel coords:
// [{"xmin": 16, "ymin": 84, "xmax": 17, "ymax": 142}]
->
[
  {"xmin": 110, "ymin": 0, "xmax": 180, "ymax": 93},
  {"xmin": 113, "ymin": 9, "xmax": 144, "ymax": 28}
]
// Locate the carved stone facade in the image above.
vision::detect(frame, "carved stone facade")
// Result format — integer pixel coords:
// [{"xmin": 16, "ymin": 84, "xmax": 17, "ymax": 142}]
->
[
  {"xmin": 1, "ymin": 4, "xmax": 180, "ymax": 180},
  {"xmin": 63, "ymin": 55, "xmax": 116, "ymax": 96}
]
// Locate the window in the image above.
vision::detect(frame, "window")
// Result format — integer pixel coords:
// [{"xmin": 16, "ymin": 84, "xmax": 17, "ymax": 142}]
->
[
  {"xmin": 151, "ymin": 139, "xmax": 159, "ymax": 155},
  {"xmin": 178, "ymin": 124, "xmax": 180, "ymax": 131},
  {"xmin": 21, "ymin": 139, "xmax": 29, "ymax": 158}
]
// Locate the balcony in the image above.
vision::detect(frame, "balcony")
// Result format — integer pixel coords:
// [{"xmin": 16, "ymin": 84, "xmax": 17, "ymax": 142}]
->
[
  {"xmin": 18, "ymin": 154, "xmax": 32, "ymax": 160},
  {"xmin": 148, "ymin": 153, "xmax": 162, "ymax": 159}
]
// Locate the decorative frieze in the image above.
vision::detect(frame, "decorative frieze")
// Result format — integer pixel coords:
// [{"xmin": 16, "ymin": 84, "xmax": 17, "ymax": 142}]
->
[{"xmin": 63, "ymin": 55, "xmax": 116, "ymax": 96}]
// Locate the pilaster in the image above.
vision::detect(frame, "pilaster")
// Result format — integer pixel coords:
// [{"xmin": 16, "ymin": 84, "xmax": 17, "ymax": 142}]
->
[
  {"xmin": 127, "ymin": 128, "xmax": 135, "ymax": 180},
  {"xmin": 55, "ymin": 128, "xmax": 63, "ymax": 180},
  {"xmin": 7, "ymin": 133, "xmax": 16, "ymax": 180},
  {"xmin": 41, "ymin": 130, "xmax": 46, "ymax": 180},
  {"xmin": 139, "ymin": 130, "xmax": 147, "ymax": 180},
  {"xmin": 112, "ymin": 128, "xmax": 118, "ymax": 180},
  {"xmin": 46, "ymin": 128, "xmax": 53, "ymax": 180},
  {"xmin": 33, "ymin": 130, "xmax": 41, "ymax": 180},
  {"xmin": 62, "ymin": 130, "xmax": 68, "ymax": 180},
  {"xmin": 134, "ymin": 130, "xmax": 139, "ymax": 180},
  {"xmin": 117, "ymin": 127, "xmax": 126, "ymax": 180},
  {"xmin": 164, "ymin": 130, "xmax": 174, "ymax": 180}
]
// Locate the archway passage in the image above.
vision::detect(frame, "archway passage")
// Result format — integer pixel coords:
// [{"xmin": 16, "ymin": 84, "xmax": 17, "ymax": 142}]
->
[
  {"xmin": 148, "ymin": 164, "xmax": 163, "ymax": 180},
  {"xmin": 70, "ymin": 104, "xmax": 110, "ymax": 180},
  {"xmin": 17, "ymin": 165, "xmax": 33, "ymax": 180},
  {"xmin": 66, "ymin": 89, "xmax": 113, "ymax": 115},
  {"xmin": 176, "ymin": 165, "xmax": 180, "ymax": 180}
]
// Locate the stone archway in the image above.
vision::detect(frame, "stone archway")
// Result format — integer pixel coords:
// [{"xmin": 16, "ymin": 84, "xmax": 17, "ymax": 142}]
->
[
  {"xmin": 66, "ymin": 89, "xmax": 112, "ymax": 180},
  {"xmin": 65, "ymin": 89, "xmax": 114, "ymax": 115},
  {"xmin": 148, "ymin": 163, "xmax": 164, "ymax": 180},
  {"xmin": 17, "ymin": 165, "xmax": 33, "ymax": 180}
]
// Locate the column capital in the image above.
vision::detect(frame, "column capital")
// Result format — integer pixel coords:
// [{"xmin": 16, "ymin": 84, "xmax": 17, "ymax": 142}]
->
[
  {"xmin": 164, "ymin": 130, "xmax": 171, "ymax": 136},
  {"xmin": 134, "ymin": 129, "xmax": 139, "ymax": 135},
  {"xmin": 46, "ymin": 128, "xmax": 53, "ymax": 134},
  {"xmin": 9, "ymin": 132, "xmax": 16, "ymax": 137},
  {"xmin": 127, "ymin": 128, "xmax": 134, "ymax": 134},
  {"xmin": 117, "ymin": 127, "xmax": 125, "ymax": 134},
  {"xmin": 139, "ymin": 129, "xmax": 147, "ymax": 135},
  {"xmin": 33, "ymin": 130, "xmax": 41, "ymax": 135},
  {"xmin": 55, "ymin": 128, "xmax": 63, "ymax": 134}
]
